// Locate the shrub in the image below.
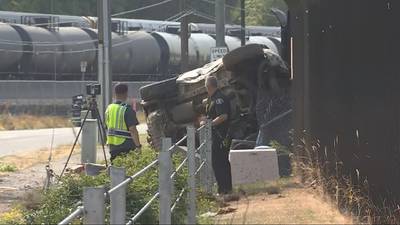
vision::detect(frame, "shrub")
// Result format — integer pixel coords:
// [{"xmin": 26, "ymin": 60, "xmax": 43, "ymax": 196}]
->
[
  {"xmin": 0, "ymin": 162, "xmax": 17, "ymax": 172},
  {"xmin": 0, "ymin": 207, "xmax": 25, "ymax": 225},
  {"xmin": 21, "ymin": 147, "xmax": 190, "ymax": 224},
  {"xmin": 25, "ymin": 173, "xmax": 109, "ymax": 224}
]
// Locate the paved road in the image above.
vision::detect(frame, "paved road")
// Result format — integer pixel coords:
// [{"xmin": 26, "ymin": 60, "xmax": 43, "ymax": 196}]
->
[{"xmin": 0, "ymin": 124, "xmax": 147, "ymax": 157}]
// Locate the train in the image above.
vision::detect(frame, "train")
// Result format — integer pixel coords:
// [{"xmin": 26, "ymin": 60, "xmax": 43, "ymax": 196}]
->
[{"xmin": 0, "ymin": 11, "xmax": 282, "ymax": 81}]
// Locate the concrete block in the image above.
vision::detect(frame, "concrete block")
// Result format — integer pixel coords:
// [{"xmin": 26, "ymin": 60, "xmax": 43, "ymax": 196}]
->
[
  {"xmin": 229, "ymin": 148, "xmax": 280, "ymax": 185},
  {"xmin": 81, "ymin": 119, "xmax": 98, "ymax": 164},
  {"xmin": 85, "ymin": 163, "xmax": 107, "ymax": 176}
]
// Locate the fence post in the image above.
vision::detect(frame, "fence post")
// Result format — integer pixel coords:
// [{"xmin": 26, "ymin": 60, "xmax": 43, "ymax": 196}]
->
[
  {"xmin": 199, "ymin": 126, "xmax": 207, "ymax": 189},
  {"xmin": 110, "ymin": 166, "xmax": 126, "ymax": 225},
  {"xmin": 159, "ymin": 138, "xmax": 172, "ymax": 225},
  {"xmin": 205, "ymin": 119, "xmax": 214, "ymax": 194},
  {"xmin": 83, "ymin": 187, "xmax": 105, "ymax": 224},
  {"xmin": 81, "ymin": 119, "xmax": 98, "ymax": 164},
  {"xmin": 186, "ymin": 126, "xmax": 197, "ymax": 224}
]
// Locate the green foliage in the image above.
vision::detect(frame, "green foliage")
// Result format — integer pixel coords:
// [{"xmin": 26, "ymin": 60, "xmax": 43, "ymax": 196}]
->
[
  {"xmin": 197, "ymin": 191, "xmax": 218, "ymax": 224},
  {"xmin": 0, "ymin": 162, "xmax": 17, "ymax": 172},
  {"xmin": 0, "ymin": 207, "xmax": 25, "ymax": 225},
  {"xmin": 231, "ymin": 0, "xmax": 287, "ymax": 26},
  {"xmin": 270, "ymin": 140, "xmax": 293, "ymax": 177},
  {"xmin": 270, "ymin": 140, "xmax": 291, "ymax": 156},
  {"xmin": 13, "ymin": 147, "xmax": 199, "ymax": 224},
  {"xmin": 25, "ymin": 173, "xmax": 109, "ymax": 224}
]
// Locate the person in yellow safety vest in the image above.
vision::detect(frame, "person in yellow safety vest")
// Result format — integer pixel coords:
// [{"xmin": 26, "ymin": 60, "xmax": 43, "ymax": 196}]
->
[{"xmin": 105, "ymin": 83, "xmax": 142, "ymax": 161}]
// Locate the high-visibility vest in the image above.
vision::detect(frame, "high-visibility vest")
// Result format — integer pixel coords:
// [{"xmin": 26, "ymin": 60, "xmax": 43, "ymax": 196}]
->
[{"xmin": 105, "ymin": 103, "xmax": 132, "ymax": 145}]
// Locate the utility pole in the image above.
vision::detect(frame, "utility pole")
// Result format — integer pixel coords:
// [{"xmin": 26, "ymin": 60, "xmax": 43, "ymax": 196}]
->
[
  {"xmin": 97, "ymin": 0, "xmax": 112, "ymax": 119},
  {"xmin": 240, "ymin": 0, "xmax": 246, "ymax": 46},
  {"xmin": 215, "ymin": 0, "xmax": 225, "ymax": 47},
  {"xmin": 180, "ymin": 0, "xmax": 189, "ymax": 73}
]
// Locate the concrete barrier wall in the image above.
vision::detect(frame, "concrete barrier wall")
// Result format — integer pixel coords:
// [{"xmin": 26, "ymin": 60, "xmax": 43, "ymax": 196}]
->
[
  {"xmin": 0, "ymin": 80, "xmax": 152, "ymax": 115},
  {"xmin": 0, "ymin": 81, "xmax": 151, "ymax": 101}
]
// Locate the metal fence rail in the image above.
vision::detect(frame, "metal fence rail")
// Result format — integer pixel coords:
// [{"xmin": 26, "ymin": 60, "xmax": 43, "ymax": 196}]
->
[
  {"xmin": 58, "ymin": 120, "xmax": 213, "ymax": 225},
  {"xmin": 58, "ymin": 206, "xmax": 84, "ymax": 225}
]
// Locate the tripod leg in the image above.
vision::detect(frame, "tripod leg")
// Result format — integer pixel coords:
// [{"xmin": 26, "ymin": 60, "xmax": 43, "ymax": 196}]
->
[
  {"xmin": 95, "ymin": 107, "xmax": 109, "ymax": 167},
  {"xmin": 59, "ymin": 109, "xmax": 91, "ymax": 179}
]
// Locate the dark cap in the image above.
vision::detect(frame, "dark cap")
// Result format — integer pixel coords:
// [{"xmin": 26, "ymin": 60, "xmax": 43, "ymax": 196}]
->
[{"xmin": 114, "ymin": 83, "xmax": 128, "ymax": 95}]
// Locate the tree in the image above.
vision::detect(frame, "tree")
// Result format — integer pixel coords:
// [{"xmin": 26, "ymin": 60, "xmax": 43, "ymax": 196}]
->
[{"xmin": 230, "ymin": 0, "xmax": 287, "ymax": 26}]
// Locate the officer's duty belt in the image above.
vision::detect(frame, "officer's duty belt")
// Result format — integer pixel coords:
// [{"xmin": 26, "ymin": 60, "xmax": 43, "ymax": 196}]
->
[{"xmin": 108, "ymin": 129, "xmax": 132, "ymax": 139}]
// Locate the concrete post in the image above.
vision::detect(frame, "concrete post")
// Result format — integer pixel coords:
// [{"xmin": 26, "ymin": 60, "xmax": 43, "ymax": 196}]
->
[
  {"xmin": 83, "ymin": 187, "xmax": 105, "ymax": 224},
  {"xmin": 205, "ymin": 119, "xmax": 214, "ymax": 193},
  {"xmin": 240, "ymin": 0, "xmax": 246, "ymax": 46},
  {"xmin": 81, "ymin": 119, "xmax": 98, "ymax": 164},
  {"xmin": 159, "ymin": 138, "xmax": 172, "ymax": 225},
  {"xmin": 110, "ymin": 166, "xmax": 126, "ymax": 225},
  {"xmin": 215, "ymin": 0, "xmax": 226, "ymax": 47},
  {"xmin": 186, "ymin": 126, "xmax": 197, "ymax": 224},
  {"xmin": 97, "ymin": 0, "xmax": 113, "ymax": 120}
]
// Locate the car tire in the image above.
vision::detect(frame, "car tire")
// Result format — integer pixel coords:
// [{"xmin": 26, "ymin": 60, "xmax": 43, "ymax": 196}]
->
[
  {"xmin": 223, "ymin": 44, "xmax": 265, "ymax": 71},
  {"xmin": 146, "ymin": 109, "xmax": 178, "ymax": 151}
]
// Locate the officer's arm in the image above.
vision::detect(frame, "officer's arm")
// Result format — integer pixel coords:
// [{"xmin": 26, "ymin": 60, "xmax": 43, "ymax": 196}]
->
[
  {"xmin": 125, "ymin": 107, "xmax": 141, "ymax": 148},
  {"xmin": 212, "ymin": 114, "xmax": 228, "ymax": 126},
  {"xmin": 129, "ymin": 126, "xmax": 141, "ymax": 148}
]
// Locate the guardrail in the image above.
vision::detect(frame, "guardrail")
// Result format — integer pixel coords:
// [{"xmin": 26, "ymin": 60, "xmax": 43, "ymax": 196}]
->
[{"xmin": 58, "ymin": 120, "xmax": 213, "ymax": 225}]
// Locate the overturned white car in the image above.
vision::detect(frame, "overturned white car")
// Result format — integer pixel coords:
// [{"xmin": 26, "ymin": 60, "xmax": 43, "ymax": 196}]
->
[{"xmin": 140, "ymin": 44, "xmax": 291, "ymax": 152}]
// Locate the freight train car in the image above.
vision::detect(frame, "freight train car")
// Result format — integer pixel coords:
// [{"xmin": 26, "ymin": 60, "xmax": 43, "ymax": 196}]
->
[
  {"xmin": 0, "ymin": 21, "xmax": 281, "ymax": 81},
  {"xmin": 0, "ymin": 10, "xmax": 281, "ymax": 36}
]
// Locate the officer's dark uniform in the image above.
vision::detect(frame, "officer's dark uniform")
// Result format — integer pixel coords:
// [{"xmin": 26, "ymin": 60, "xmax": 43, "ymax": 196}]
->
[
  {"xmin": 106, "ymin": 101, "xmax": 139, "ymax": 161},
  {"xmin": 206, "ymin": 89, "xmax": 233, "ymax": 194}
]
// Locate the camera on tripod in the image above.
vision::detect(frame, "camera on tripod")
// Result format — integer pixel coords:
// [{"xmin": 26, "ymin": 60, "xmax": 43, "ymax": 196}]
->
[{"xmin": 86, "ymin": 83, "xmax": 101, "ymax": 96}]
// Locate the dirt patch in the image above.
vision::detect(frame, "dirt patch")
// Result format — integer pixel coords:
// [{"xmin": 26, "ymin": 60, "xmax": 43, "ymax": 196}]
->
[
  {"xmin": 0, "ymin": 146, "xmax": 99, "ymax": 214},
  {"xmin": 214, "ymin": 183, "xmax": 353, "ymax": 224},
  {"xmin": 0, "ymin": 114, "xmax": 70, "ymax": 130},
  {"xmin": 0, "ymin": 145, "xmax": 80, "ymax": 172}
]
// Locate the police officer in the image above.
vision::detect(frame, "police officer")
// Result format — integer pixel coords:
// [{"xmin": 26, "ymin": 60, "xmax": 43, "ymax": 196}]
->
[
  {"xmin": 105, "ymin": 83, "xmax": 142, "ymax": 161},
  {"xmin": 202, "ymin": 76, "xmax": 233, "ymax": 195}
]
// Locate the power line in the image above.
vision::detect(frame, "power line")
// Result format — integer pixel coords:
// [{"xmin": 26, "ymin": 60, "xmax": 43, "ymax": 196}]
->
[
  {"xmin": 197, "ymin": 0, "xmax": 241, "ymax": 11},
  {"xmin": 156, "ymin": 10, "xmax": 194, "ymax": 29},
  {"xmin": 191, "ymin": 10, "xmax": 215, "ymax": 22},
  {"xmin": 112, "ymin": 0, "xmax": 177, "ymax": 17}
]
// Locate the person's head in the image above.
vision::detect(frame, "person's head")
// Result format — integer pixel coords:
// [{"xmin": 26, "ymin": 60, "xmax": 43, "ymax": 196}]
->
[
  {"xmin": 205, "ymin": 76, "xmax": 218, "ymax": 97},
  {"xmin": 114, "ymin": 83, "xmax": 128, "ymax": 101}
]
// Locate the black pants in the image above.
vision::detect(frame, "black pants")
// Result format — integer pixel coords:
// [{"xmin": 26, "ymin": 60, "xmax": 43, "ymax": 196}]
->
[
  {"xmin": 110, "ymin": 148, "xmax": 129, "ymax": 162},
  {"xmin": 109, "ymin": 140, "xmax": 136, "ymax": 162},
  {"xmin": 211, "ymin": 134, "xmax": 233, "ymax": 194}
]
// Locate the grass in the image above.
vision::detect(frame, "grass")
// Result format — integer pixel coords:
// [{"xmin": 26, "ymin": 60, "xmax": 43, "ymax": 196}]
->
[
  {"xmin": 293, "ymin": 134, "xmax": 400, "ymax": 224},
  {"xmin": 234, "ymin": 177, "xmax": 297, "ymax": 196},
  {"xmin": 212, "ymin": 177, "xmax": 352, "ymax": 224},
  {"xmin": 0, "ymin": 207, "xmax": 25, "ymax": 225},
  {"xmin": 0, "ymin": 162, "xmax": 17, "ymax": 172},
  {"xmin": 0, "ymin": 114, "xmax": 71, "ymax": 130}
]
